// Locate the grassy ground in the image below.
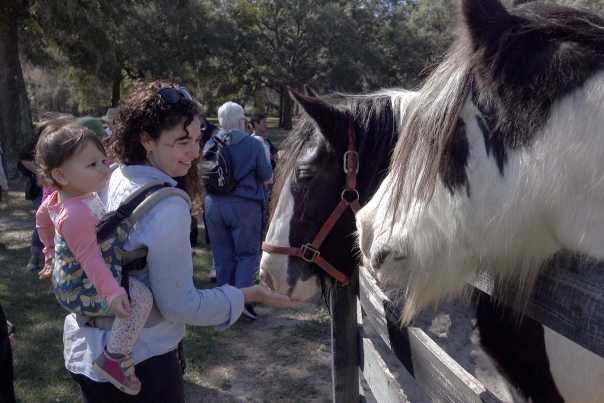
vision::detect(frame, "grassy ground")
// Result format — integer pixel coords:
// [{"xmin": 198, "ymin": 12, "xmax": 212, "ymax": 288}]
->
[{"xmin": 0, "ymin": 191, "xmax": 332, "ymax": 403}]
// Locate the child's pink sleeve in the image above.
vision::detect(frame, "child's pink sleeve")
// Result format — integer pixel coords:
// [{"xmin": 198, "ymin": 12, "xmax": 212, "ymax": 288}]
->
[
  {"xmin": 35, "ymin": 198, "xmax": 55, "ymax": 261},
  {"xmin": 57, "ymin": 202, "xmax": 126, "ymax": 305}
]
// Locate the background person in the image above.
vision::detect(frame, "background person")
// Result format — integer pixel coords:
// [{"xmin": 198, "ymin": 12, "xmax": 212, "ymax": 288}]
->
[
  {"xmin": 204, "ymin": 102, "xmax": 272, "ymax": 320},
  {"xmin": 249, "ymin": 112, "xmax": 277, "ymax": 236},
  {"xmin": 249, "ymin": 113, "xmax": 277, "ymax": 170},
  {"xmin": 18, "ymin": 132, "xmax": 46, "ymax": 272}
]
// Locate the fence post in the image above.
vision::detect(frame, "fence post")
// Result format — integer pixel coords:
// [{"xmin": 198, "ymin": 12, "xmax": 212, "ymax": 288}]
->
[{"xmin": 331, "ymin": 268, "xmax": 360, "ymax": 403}]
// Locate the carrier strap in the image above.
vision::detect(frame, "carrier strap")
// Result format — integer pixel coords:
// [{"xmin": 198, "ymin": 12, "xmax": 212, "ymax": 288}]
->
[
  {"xmin": 96, "ymin": 181, "xmax": 191, "ymax": 275},
  {"xmin": 97, "ymin": 181, "xmax": 166, "ymax": 242}
]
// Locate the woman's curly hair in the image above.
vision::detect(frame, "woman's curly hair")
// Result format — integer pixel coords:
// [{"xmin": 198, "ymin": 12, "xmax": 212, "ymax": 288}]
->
[{"xmin": 107, "ymin": 80, "xmax": 203, "ymax": 211}]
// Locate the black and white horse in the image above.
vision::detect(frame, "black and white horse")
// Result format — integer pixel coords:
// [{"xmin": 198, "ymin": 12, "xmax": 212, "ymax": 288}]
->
[
  {"xmin": 260, "ymin": 89, "xmax": 412, "ymax": 299},
  {"xmin": 356, "ymin": 0, "xmax": 604, "ymax": 401},
  {"xmin": 259, "ymin": 88, "xmax": 567, "ymax": 402}
]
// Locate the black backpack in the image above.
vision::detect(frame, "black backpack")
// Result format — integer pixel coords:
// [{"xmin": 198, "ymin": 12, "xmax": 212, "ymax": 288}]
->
[{"xmin": 201, "ymin": 133, "xmax": 238, "ymax": 194}]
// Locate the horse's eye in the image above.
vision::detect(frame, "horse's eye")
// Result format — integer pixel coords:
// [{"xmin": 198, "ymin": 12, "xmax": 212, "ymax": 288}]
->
[{"xmin": 296, "ymin": 168, "xmax": 314, "ymax": 180}]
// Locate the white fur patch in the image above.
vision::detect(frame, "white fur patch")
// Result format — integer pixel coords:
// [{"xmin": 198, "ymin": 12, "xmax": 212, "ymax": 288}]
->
[
  {"xmin": 356, "ymin": 71, "xmax": 604, "ymax": 399},
  {"xmin": 260, "ymin": 178, "xmax": 317, "ymax": 297},
  {"xmin": 358, "ymin": 71, "xmax": 604, "ymax": 318}
]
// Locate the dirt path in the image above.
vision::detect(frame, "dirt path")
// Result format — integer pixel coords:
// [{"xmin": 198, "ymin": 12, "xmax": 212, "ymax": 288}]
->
[{"xmin": 183, "ymin": 305, "xmax": 333, "ymax": 403}]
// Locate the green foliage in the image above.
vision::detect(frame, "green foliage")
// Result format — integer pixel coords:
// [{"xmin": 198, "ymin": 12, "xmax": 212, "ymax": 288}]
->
[
  {"xmin": 20, "ymin": 0, "xmax": 604, "ymax": 119},
  {"xmin": 24, "ymin": 0, "xmax": 214, "ymax": 112}
]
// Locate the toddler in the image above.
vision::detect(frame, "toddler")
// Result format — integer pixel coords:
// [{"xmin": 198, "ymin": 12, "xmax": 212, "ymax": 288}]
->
[{"xmin": 35, "ymin": 125, "xmax": 152, "ymax": 395}]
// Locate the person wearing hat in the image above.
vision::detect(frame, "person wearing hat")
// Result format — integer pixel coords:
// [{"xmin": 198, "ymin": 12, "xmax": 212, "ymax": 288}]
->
[
  {"xmin": 76, "ymin": 116, "xmax": 107, "ymax": 139},
  {"xmin": 102, "ymin": 107, "xmax": 120, "ymax": 138}
]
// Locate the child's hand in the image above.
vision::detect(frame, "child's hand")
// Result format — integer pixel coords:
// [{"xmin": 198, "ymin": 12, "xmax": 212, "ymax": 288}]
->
[
  {"xmin": 110, "ymin": 295, "xmax": 132, "ymax": 319},
  {"xmin": 38, "ymin": 258, "xmax": 53, "ymax": 280}
]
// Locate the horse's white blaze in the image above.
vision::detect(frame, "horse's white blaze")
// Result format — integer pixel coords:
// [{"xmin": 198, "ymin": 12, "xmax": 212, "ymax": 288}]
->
[
  {"xmin": 545, "ymin": 328, "xmax": 604, "ymax": 403},
  {"xmin": 260, "ymin": 177, "xmax": 322, "ymax": 298}
]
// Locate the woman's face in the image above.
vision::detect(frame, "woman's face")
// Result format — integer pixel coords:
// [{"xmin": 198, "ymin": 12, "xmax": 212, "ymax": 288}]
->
[{"xmin": 143, "ymin": 115, "xmax": 202, "ymax": 178}]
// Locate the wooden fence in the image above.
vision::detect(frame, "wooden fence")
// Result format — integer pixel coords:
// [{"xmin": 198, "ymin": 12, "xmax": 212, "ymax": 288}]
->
[{"xmin": 330, "ymin": 253, "xmax": 604, "ymax": 402}]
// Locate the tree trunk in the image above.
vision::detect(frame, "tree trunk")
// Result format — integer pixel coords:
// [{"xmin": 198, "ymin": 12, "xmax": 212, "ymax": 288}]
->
[
  {"xmin": 111, "ymin": 69, "xmax": 122, "ymax": 107},
  {"xmin": 0, "ymin": 0, "xmax": 33, "ymax": 175},
  {"xmin": 254, "ymin": 88, "xmax": 266, "ymax": 114},
  {"xmin": 280, "ymin": 86, "xmax": 293, "ymax": 130}
]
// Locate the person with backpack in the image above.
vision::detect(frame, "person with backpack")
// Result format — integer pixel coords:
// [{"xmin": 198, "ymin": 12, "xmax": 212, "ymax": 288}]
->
[
  {"xmin": 55, "ymin": 81, "xmax": 295, "ymax": 402},
  {"xmin": 202, "ymin": 102, "xmax": 272, "ymax": 320},
  {"xmin": 35, "ymin": 125, "xmax": 152, "ymax": 395}
]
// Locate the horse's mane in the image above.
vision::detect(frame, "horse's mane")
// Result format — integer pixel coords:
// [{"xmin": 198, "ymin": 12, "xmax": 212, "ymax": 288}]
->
[
  {"xmin": 386, "ymin": 0, "xmax": 604, "ymax": 229},
  {"xmin": 270, "ymin": 89, "xmax": 411, "ymax": 215}
]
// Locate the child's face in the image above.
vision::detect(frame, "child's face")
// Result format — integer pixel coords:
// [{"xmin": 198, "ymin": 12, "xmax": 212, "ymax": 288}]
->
[{"xmin": 52, "ymin": 141, "xmax": 110, "ymax": 196}]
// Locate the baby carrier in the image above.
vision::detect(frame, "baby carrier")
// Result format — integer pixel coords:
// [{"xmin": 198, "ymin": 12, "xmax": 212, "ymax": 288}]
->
[{"xmin": 51, "ymin": 181, "xmax": 191, "ymax": 316}]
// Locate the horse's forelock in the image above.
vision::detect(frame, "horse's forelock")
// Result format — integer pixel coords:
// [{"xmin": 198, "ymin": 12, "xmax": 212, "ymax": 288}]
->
[{"xmin": 387, "ymin": 41, "xmax": 473, "ymax": 232}]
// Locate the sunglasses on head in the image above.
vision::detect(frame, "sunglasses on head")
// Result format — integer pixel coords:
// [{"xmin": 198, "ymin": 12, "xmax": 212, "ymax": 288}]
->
[{"xmin": 157, "ymin": 87, "xmax": 193, "ymax": 104}]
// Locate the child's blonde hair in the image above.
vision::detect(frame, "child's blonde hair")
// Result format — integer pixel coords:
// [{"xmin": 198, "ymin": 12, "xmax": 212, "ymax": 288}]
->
[{"xmin": 35, "ymin": 125, "xmax": 105, "ymax": 188}]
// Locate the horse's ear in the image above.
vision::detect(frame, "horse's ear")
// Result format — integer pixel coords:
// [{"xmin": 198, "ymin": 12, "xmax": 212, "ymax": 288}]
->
[
  {"xmin": 461, "ymin": 0, "xmax": 513, "ymax": 48},
  {"xmin": 290, "ymin": 89, "xmax": 349, "ymax": 151},
  {"xmin": 304, "ymin": 85, "xmax": 320, "ymax": 98}
]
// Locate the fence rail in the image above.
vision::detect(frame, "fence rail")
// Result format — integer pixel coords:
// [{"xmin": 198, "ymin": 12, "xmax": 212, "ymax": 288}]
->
[{"xmin": 331, "ymin": 253, "xmax": 604, "ymax": 402}]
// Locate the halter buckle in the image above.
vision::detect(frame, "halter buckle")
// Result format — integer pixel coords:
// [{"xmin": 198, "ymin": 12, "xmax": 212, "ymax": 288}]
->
[
  {"xmin": 341, "ymin": 189, "xmax": 360, "ymax": 203},
  {"xmin": 301, "ymin": 244, "xmax": 320, "ymax": 263},
  {"xmin": 343, "ymin": 151, "xmax": 359, "ymax": 174}
]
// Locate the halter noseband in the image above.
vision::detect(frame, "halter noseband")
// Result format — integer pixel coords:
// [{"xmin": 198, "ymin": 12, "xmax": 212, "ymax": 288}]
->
[{"xmin": 262, "ymin": 125, "xmax": 360, "ymax": 285}]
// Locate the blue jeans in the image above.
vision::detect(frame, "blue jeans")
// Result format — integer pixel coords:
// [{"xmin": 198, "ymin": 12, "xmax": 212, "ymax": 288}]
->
[
  {"xmin": 204, "ymin": 195, "xmax": 262, "ymax": 288},
  {"xmin": 31, "ymin": 194, "xmax": 43, "ymax": 252}
]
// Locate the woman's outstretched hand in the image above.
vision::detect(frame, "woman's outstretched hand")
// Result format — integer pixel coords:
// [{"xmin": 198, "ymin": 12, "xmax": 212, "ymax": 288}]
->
[{"xmin": 241, "ymin": 285, "xmax": 303, "ymax": 309}]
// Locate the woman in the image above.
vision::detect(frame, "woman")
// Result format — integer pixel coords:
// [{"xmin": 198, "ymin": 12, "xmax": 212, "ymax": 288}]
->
[{"xmin": 63, "ymin": 81, "xmax": 297, "ymax": 402}]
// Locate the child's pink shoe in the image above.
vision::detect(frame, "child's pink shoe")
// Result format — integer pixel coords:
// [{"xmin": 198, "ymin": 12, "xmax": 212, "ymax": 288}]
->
[{"xmin": 93, "ymin": 350, "xmax": 141, "ymax": 395}]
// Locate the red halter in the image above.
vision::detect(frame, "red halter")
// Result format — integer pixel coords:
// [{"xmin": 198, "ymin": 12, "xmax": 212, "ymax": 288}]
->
[{"xmin": 262, "ymin": 125, "xmax": 360, "ymax": 285}]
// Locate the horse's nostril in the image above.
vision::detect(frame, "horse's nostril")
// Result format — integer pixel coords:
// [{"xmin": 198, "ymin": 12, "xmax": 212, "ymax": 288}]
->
[
  {"xmin": 371, "ymin": 247, "xmax": 391, "ymax": 269},
  {"xmin": 260, "ymin": 270, "xmax": 275, "ymax": 290}
]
